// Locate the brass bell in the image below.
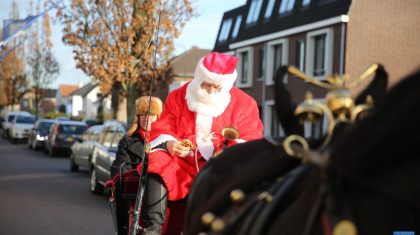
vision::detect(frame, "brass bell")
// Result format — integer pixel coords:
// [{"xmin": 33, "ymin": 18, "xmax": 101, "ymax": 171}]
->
[
  {"xmin": 326, "ymin": 88, "xmax": 354, "ymax": 119},
  {"xmin": 257, "ymin": 191, "xmax": 273, "ymax": 203},
  {"xmin": 222, "ymin": 127, "xmax": 239, "ymax": 140},
  {"xmin": 332, "ymin": 220, "xmax": 357, "ymax": 235},
  {"xmin": 295, "ymin": 92, "xmax": 324, "ymax": 123},
  {"xmin": 201, "ymin": 212, "xmax": 215, "ymax": 226},
  {"xmin": 211, "ymin": 219, "xmax": 225, "ymax": 232},
  {"xmin": 230, "ymin": 189, "xmax": 245, "ymax": 203}
]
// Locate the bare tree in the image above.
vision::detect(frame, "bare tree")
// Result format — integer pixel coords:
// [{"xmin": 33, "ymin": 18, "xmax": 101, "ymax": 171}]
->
[
  {"xmin": 56, "ymin": 0, "xmax": 194, "ymax": 124},
  {"xmin": 27, "ymin": 1, "xmax": 59, "ymax": 119}
]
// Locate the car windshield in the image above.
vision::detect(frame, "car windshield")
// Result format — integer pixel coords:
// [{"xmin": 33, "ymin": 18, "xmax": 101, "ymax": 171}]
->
[
  {"xmin": 16, "ymin": 116, "xmax": 36, "ymax": 124},
  {"xmin": 8, "ymin": 115, "xmax": 15, "ymax": 122},
  {"xmin": 39, "ymin": 122, "xmax": 54, "ymax": 131},
  {"xmin": 59, "ymin": 125, "xmax": 86, "ymax": 135}
]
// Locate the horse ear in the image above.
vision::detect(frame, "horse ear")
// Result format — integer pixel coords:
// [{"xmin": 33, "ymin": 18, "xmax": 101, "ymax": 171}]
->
[
  {"xmin": 274, "ymin": 66, "xmax": 301, "ymax": 136},
  {"xmin": 354, "ymin": 64, "xmax": 388, "ymax": 105}
]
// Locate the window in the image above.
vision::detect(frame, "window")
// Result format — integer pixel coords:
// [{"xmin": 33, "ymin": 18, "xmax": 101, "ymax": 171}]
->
[
  {"xmin": 232, "ymin": 15, "xmax": 242, "ymax": 38},
  {"xmin": 266, "ymin": 38, "xmax": 288, "ymax": 85},
  {"xmin": 258, "ymin": 47, "xmax": 265, "ymax": 78},
  {"xmin": 218, "ymin": 18, "xmax": 233, "ymax": 42},
  {"xmin": 264, "ymin": 0, "xmax": 276, "ymax": 19},
  {"xmin": 263, "ymin": 100, "xmax": 285, "ymax": 137},
  {"xmin": 306, "ymin": 28, "xmax": 333, "ymax": 80},
  {"xmin": 102, "ymin": 131, "xmax": 114, "ymax": 148},
  {"xmin": 236, "ymin": 47, "xmax": 253, "ymax": 88},
  {"xmin": 279, "ymin": 0, "xmax": 296, "ymax": 14},
  {"xmin": 246, "ymin": 0, "xmax": 263, "ymax": 24},
  {"xmin": 313, "ymin": 35, "xmax": 326, "ymax": 76},
  {"xmin": 110, "ymin": 132, "xmax": 123, "ymax": 149},
  {"xmin": 302, "ymin": 0, "xmax": 311, "ymax": 7},
  {"xmin": 295, "ymin": 39, "xmax": 305, "ymax": 71}
]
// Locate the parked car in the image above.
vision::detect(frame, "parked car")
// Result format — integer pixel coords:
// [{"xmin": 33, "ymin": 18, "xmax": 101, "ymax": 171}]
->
[
  {"xmin": 9, "ymin": 114, "xmax": 36, "ymax": 143},
  {"xmin": 90, "ymin": 121, "xmax": 126, "ymax": 194},
  {"xmin": 27, "ymin": 119, "xmax": 55, "ymax": 150},
  {"xmin": 83, "ymin": 119, "xmax": 102, "ymax": 128},
  {"xmin": 45, "ymin": 120, "xmax": 87, "ymax": 156},
  {"xmin": 2, "ymin": 111, "xmax": 31, "ymax": 139},
  {"xmin": 69, "ymin": 124, "xmax": 104, "ymax": 172}
]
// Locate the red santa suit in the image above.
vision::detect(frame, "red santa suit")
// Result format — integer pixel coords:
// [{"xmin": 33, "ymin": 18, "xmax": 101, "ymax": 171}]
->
[{"xmin": 142, "ymin": 52, "xmax": 264, "ymax": 201}]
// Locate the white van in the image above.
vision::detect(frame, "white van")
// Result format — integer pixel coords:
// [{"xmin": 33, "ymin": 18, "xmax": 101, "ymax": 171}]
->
[
  {"xmin": 2, "ymin": 111, "xmax": 32, "ymax": 139},
  {"xmin": 9, "ymin": 114, "xmax": 36, "ymax": 143}
]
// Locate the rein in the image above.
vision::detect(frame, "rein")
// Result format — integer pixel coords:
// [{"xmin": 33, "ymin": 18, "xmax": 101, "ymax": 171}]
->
[{"xmin": 128, "ymin": 0, "xmax": 164, "ymax": 234}]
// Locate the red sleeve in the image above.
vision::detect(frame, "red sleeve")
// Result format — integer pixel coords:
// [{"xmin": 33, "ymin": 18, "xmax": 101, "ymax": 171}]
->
[
  {"xmin": 150, "ymin": 91, "xmax": 180, "ymax": 141},
  {"xmin": 236, "ymin": 97, "xmax": 264, "ymax": 141}
]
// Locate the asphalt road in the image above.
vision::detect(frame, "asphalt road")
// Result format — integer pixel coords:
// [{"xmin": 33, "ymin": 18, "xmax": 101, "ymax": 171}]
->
[{"xmin": 0, "ymin": 136, "xmax": 115, "ymax": 235}]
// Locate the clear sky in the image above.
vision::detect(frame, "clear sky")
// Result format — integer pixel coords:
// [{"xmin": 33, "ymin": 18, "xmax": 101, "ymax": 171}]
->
[{"xmin": 0, "ymin": 0, "xmax": 246, "ymax": 89}]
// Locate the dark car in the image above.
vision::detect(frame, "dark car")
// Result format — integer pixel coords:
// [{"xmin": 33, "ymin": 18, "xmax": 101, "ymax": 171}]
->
[
  {"xmin": 45, "ymin": 121, "xmax": 87, "ymax": 156},
  {"xmin": 27, "ymin": 119, "xmax": 55, "ymax": 150},
  {"xmin": 69, "ymin": 124, "xmax": 104, "ymax": 172},
  {"xmin": 89, "ymin": 121, "xmax": 126, "ymax": 194}
]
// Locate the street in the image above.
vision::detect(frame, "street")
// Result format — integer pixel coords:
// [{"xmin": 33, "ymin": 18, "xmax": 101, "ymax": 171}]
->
[{"xmin": 0, "ymin": 137, "xmax": 114, "ymax": 235}]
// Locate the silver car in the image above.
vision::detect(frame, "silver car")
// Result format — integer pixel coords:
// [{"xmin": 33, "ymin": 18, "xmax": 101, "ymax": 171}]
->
[
  {"xmin": 70, "ymin": 125, "xmax": 104, "ymax": 172},
  {"xmin": 89, "ymin": 121, "xmax": 126, "ymax": 195}
]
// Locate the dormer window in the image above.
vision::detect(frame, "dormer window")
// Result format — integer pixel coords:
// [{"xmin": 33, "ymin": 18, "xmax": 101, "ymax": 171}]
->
[
  {"xmin": 279, "ymin": 0, "xmax": 296, "ymax": 15},
  {"xmin": 246, "ymin": 0, "xmax": 263, "ymax": 24},
  {"xmin": 302, "ymin": 0, "xmax": 311, "ymax": 7},
  {"xmin": 218, "ymin": 18, "xmax": 233, "ymax": 42},
  {"xmin": 264, "ymin": 0, "xmax": 276, "ymax": 19},
  {"xmin": 232, "ymin": 15, "xmax": 242, "ymax": 38}
]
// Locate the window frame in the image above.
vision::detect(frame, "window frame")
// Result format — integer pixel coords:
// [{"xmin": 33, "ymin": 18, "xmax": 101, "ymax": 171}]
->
[
  {"xmin": 265, "ymin": 38, "xmax": 289, "ymax": 86},
  {"xmin": 263, "ymin": 100, "xmax": 285, "ymax": 137},
  {"xmin": 235, "ymin": 46, "xmax": 254, "ymax": 88},
  {"xmin": 306, "ymin": 27, "xmax": 334, "ymax": 80}
]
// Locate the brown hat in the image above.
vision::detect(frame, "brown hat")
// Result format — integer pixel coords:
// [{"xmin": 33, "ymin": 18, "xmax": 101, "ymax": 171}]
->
[
  {"xmin": 127, "ymin": 96, "xmax": 163, "ymax": 136},
  {"xmin": 136, "ymin": 96, "xmax": 163, "ymax": 116}
]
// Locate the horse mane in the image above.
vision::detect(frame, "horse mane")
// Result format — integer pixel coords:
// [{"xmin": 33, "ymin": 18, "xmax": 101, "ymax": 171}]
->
[{"xmin": 329, "ymin": 69, "xmax": 420, "ymax": 210}]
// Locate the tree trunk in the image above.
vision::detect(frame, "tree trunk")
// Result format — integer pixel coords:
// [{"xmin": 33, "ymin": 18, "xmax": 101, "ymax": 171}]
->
[{"xmin": 126, "ymin": 82, "xmax": 137, "ymax": 126}]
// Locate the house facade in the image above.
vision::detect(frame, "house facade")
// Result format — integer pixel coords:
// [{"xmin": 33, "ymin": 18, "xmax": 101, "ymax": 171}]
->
[
  {"xmin": 214, "ymin": 0, "xmax": 420, "ymax": 136},
  {"xmin": 56, "ymin": 84, "xmax": 80, "ymax": 115},
  {"xmin": 156, "ymin": 47, "xmax": 211, "ymax": 101},
  {"xmin": 67, "ymin": 82, "xmax": 102, "ymax": 120}
]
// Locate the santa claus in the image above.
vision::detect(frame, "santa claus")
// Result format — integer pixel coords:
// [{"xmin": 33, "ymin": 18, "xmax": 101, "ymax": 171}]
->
[{"xmin": 141, "ymin": 52, "xmax": 263, "ymax": 234}]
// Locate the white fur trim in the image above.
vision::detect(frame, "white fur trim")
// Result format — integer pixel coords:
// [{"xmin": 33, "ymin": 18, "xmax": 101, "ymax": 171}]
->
[
  {"xmin": 195, "ymin": 114, "xmax": 214, "ymax": 160},
  {"xmin": 149, "ymin": 134, "xmax": 177, "ymax": 148},
  {"xmin": 235, "ymin": 139, "xmax": 246, "ymax": 143},
  {"xmin": 195, "ymin": 58, "xmax": 237, "ymax": 91},
  {"xmin": 198, "ymin": 143, "xmax": 214, "ymax": 161}
]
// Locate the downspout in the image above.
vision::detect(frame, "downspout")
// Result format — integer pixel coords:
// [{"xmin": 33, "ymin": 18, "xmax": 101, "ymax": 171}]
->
[
  {"xmin": 339, "ymin": 22, "xmax": 347, "ymax": 74},
  {"xmin": 261, "ymin": 42, "xmax": 268, "ymax": 136}
]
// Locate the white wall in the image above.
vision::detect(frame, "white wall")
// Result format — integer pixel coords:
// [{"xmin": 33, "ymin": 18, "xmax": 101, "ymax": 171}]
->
[
  {"xmin": 71, "ymin": 95, "xmax": 84, "ymax": 117},
  {"xmin": 84, "ymin": 86, "xmax": 100, "ymax": 119}
]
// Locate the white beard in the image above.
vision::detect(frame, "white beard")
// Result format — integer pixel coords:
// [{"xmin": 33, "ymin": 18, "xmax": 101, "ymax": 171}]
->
[{"xmin": 185, "ymin": 79, "xmax": 231, "ymax": 117}]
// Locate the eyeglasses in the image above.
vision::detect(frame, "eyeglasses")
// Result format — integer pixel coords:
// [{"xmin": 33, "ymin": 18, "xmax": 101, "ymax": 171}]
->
[{"xmin": 136, "ymin": 113, "xmax": 158, "ymax": 118}]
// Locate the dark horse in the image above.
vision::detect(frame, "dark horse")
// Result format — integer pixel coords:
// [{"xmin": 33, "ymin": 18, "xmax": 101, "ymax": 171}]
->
[{"xmin": 184, "ymin": 66, "xmax": 420, "ymax": 234}]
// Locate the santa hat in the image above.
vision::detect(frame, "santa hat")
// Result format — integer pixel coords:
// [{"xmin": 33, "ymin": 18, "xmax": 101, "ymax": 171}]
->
[{"xmin": 194, "ymin": 52, "xmax": 238, "ymax": 91}]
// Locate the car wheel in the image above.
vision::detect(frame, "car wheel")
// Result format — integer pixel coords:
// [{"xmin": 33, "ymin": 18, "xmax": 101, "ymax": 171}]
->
[
  {"xmin": 69, "ymin": 153, "xmax": 79, "ymax": 172},
  {"xmin": 90, "ymin": 168, "xmax": 104, "ymax": 195}
]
